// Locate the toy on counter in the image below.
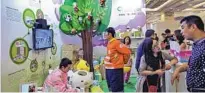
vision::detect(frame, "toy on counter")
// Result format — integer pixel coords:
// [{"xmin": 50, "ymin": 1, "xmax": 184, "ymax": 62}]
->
[
  {"xmin": 70, "ymin": 70, "xmax": 93, "ymax": 89},
  {"xmin": 123, "ymin": 67, "xmax": 131, "ymax": 73},
  {"xmin": 75, "ymin": 59, "xmax": 90, "ymax": 71},
  {"xmin": 93, "ymin": 57, "xmax": 103, "ymax": 83},
  {"xmin": 91, "ymin": 85, "xmax": 104, "ymax": 92}
]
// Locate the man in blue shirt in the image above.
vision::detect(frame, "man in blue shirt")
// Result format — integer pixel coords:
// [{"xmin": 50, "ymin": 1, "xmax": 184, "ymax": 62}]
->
[
  {"xmin": 171, "ymin": 15, "xmax": 205, "ymax": 92},
  {"xmin": 135, "ymin": 29, "xmax": 155, "ymax": 72}
]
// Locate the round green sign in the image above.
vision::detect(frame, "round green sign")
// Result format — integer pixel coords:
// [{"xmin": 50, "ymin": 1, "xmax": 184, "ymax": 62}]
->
[
  {"xmin": 36, "ymin": 9, "xmax": 44, "ymax": 19},
  {"xmin": 42, "ymin": 61, "xmax": 45, "ymax": 67},
  {"xmin": 9, "ymin": 38, "xmax": 29, "ymax": 64},
  {"xmin": 51, "ymin": 42, "xmax": 57, "ymax": 55},
  {"xmin": 30, "ymin": 59, "xmax": 38, "ymax": 72},
  {"xmin": 23, "ymin": 8, "xmax": 36, "ymax": 28}
]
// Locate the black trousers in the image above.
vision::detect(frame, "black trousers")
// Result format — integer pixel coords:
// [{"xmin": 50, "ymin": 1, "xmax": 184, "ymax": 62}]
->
[{"xmin": 106, "ymin": 68, "xmax": 124, "ymax": 92}]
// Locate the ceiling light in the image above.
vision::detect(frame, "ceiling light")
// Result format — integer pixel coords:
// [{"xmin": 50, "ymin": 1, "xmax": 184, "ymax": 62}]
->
[
  {"xmin": 181, "ymin": 1, "xmax": 185, "ymax": 4},
  {"xmin": 192, "ymin": 2, "xmax": 205, "ymax": 8}
]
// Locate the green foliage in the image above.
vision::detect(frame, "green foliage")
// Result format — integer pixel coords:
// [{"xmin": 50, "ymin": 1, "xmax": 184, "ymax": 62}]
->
[{"xmin": 59, "ymin": 0, "xmax": 112, "ymax": 35}]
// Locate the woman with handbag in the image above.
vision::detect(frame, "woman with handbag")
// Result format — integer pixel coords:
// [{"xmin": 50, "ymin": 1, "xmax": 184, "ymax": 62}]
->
[{"xmin": 137, "ymin": 38, "xmax": 178, "ymax": 92}]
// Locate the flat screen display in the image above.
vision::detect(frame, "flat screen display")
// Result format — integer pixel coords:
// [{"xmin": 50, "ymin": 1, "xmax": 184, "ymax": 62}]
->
[{"xmin": 33, "ymin": 29, "xmax": 53, "ymax": 50}]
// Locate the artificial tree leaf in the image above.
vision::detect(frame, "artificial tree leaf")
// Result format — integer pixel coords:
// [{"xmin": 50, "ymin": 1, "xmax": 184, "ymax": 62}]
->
[
  {"xmin": 64, "ymin": 0, "xmax": 76, "ymax": 6},
  {"xmin": 76, "ymin": 0, "xmax": 85, "ymax": 11},
  {"xmin": 60, "ymin": 22, "xmax": 72, "ymax": 34},
  {"xmin": 60, "ymin": 5, "xmax": 73, "ymax": 14}
]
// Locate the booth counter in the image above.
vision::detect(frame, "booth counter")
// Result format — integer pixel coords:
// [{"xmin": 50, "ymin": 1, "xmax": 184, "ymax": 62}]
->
[{"xmin": 165, "ymin": 62, "xmax": 188, "ymax": 92}]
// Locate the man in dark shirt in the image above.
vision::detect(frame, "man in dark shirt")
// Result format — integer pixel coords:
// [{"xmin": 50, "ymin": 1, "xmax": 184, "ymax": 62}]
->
[
  {"xmin": 135, "ymin": 29, "xmax": 155, "ymax": 72},
  {"xmin": 164, "ymin": 29, "xmax": 174, "ymax": 50},
  {"xmin": 171, "ymin": 15, "xmax": 205, "ymax": 92}
]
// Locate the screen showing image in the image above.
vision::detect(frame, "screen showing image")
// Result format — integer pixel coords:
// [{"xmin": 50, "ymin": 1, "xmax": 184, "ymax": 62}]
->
[{"xmin": 33, "ymin": 29, "xmax": 53, "ymax": 50}]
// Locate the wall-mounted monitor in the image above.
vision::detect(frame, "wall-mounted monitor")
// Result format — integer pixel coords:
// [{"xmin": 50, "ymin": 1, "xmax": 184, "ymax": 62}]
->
[{"xmin": 33, "ymin": 28, "xmax": 53, "ymax": 50}]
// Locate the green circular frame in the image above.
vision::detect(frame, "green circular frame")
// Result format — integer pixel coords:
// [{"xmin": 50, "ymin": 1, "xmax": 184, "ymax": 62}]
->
[
  {"xmin": 30, "ymin": 59, "xmax": 38, "ymax": 72},
  {"xmin": 51, "ymin": 42, "xmax": 57, "ymax": 55},
  {"xmin": 9, "ymin": 38, "xmax": 30, "ymax": 64},
  {"xmin": 23, "ymin": 8, "xmax": 36, "ymax": 28}
]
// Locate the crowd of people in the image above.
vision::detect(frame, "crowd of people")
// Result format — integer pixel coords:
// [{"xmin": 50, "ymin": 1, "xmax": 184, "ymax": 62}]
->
[
  {"xmin": 104, "ymin": 15, "xmax": 205, "ymax": 92},
  {"xmin": 41, "ymin": 15, "xmax": 205, "ymax": 92}
]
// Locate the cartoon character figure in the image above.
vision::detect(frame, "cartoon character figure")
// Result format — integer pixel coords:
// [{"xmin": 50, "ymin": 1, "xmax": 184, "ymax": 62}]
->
[
  {"xmin": 65, "ymin": 14, "xmax": 72, "ymax": 22},
  {"xmin": 100, "ymin": 0, "xmax": 106, "ymax": 7},
  {"xmin": 87, "ymin": 12, "xmax": 92, "ymax": 20},
  {"xmin": 71, "ymin": 29, "xmax": 77, "ymax": 34},
  {"xmin": 78, "ymin": 16, "xmax": 83, "ymax": 24},
  {"xmin": 73, "ymin": 2, "xmax": 79, "ymax": 12}
]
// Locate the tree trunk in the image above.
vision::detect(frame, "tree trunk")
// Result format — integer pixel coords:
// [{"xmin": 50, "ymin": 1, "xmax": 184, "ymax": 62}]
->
[{"xmin": 81, "ymin": 29, "xmax": 94, "ymax": 72}]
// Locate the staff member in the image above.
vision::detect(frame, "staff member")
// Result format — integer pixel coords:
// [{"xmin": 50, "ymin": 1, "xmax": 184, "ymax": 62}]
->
[
  {"xmin": 171, "ymin": 15, "xmax": 205, "ymax": 92},
  {"xmin": 104, "ymin": 27, "xmax": 131, "ymax": 92}
]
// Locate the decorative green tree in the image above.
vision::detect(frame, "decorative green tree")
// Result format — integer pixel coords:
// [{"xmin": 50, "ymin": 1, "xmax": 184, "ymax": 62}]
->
[{"xmin": 59, "ymin": 0, "xmax": 111, "ymax": 72}]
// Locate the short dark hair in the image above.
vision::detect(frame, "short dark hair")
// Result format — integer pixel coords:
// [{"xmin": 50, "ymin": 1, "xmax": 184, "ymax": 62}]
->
[
  {"xmin": 123, "ymin": 36, "xmax": 131, "ymax": 45},
  {"xmin": 59, "ymin": 58, "xmax": 72, "ymax": 69},
  {"xmin": 174, "ymin": 29, "xmax": 184, "ymax": 45},
  {"xmin": 165, "ymin": 29, "xmax": 171, "ymax": 34},
  {"xmin": 180, "ymin": 15, "xmax": 204, "ymax": 31},
  {"xmin": 106, "ymin": 27, "xmax": 115, "ymax": 37},
  {"xmin": 145, "ymin": 29, "xmax": 155, "ymax": 37}
]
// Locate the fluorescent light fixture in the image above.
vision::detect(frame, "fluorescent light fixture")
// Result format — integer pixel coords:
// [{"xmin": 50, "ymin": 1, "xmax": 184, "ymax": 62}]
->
[
  {"xmin": 146, "ymin": 0, "xmax": 175, "ymax": 12},
  {"xmin": 193, "ymin": 1, "xmax": 205, "ymax": 8}
]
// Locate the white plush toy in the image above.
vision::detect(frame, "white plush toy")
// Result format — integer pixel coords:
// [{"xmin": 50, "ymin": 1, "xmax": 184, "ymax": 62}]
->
[{"xmin": 69, "ymin": 70, "xmax": 93, "ymax": 89}]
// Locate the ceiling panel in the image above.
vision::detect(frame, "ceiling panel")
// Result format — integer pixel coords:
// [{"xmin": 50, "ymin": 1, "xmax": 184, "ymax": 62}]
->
[
  {"xmin": 146, "ymin": 0, "xmax": 205, "ymax": 23},
  {"xmin": 146, "ymin": 0, "xmax": 168, "ymax": 8}
]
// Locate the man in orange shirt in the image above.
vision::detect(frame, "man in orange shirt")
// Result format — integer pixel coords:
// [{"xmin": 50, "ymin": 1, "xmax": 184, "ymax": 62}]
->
[{"xmin": 104, "ymin": 27, "xmax": 131, "ymax": 92}]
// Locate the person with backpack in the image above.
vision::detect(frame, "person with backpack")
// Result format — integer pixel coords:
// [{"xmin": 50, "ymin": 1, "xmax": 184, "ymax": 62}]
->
[
  {"xmin": 135, "ymin": 29, "xmax": 155, "ymax": 72},
  {"xmin": 104, "ymin": 27, "xmax": 131, "ymax": 92},
  {"xmin": 136, "ymin": 38, "xmax": 178, "ymax": 92}
]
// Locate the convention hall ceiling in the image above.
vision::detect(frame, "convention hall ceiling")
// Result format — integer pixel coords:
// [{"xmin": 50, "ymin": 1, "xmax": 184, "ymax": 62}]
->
[{"xmin": 145, "ymin": 0, "xmax": 205, "ymax": 23}]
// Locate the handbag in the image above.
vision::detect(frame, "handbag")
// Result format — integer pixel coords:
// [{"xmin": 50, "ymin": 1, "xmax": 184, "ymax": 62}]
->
[
  {"xmin": 147, "ymin": 77, "xmax": 160, "ymax": 92},
  {"xmin": 147, "ymin": 58, "xmax": 162, "ymax": 92}
]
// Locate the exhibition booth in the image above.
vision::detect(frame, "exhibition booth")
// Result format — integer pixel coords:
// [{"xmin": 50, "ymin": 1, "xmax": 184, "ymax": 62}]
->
[{"xmin": 1, "ymin": 0, "xmax": 146, "ymax": 92}]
